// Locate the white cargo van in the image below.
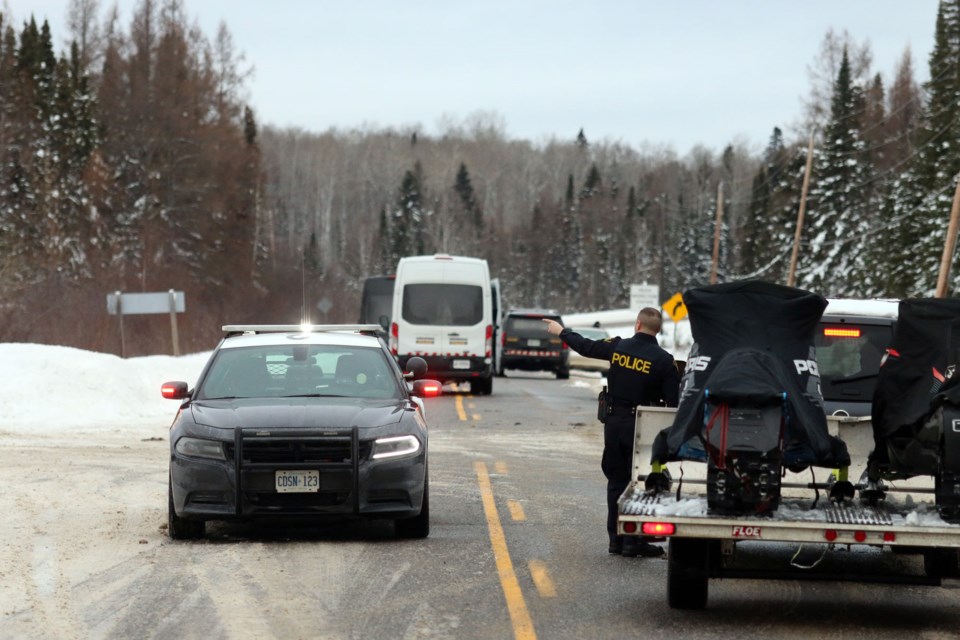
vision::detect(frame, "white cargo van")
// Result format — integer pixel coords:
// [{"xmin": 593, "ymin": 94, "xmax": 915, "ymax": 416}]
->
[{"xmin": 390, "ymin": 254, "xmax": 495, "ymax": 394}]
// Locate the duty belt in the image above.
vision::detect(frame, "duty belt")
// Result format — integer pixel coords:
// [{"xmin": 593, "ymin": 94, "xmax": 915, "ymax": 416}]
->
[{"xmin": 608, "ymin": 404, "xmax": 637, "ymax": 416}]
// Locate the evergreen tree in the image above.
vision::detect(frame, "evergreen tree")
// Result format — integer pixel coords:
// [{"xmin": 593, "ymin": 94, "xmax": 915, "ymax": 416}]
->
[
  {"xmin": 883, "ymin": 0, "xmax": 960, "ymax": 296},
  {"xmin": 801, "ymin": 48, "xmax": 874, "ymax": 296},
  {"xmin": 741, "ymin": 128, "xmax": 803, "ymax": 283}
]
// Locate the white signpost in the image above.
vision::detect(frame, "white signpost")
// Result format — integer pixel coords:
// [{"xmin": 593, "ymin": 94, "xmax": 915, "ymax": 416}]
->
[
  {"xmin": 107, "ymin": 290, "xmax": 185, "ymax": 357},
  {"xmin": 629, "ymin": 283, "xmax": 660, "ymax": 311}
]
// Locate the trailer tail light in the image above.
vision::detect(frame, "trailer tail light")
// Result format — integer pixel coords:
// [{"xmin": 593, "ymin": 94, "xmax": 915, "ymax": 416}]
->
[
  {"xmin": 883, "ymin": 531, "xmax": 896, "ymax": 542},
  {"xmin": 642, "ymin": 522, "xmax": 676, "ymax": 536},
  {"xmin": 854, "ymin": 530, "xmax": 867, "ymax": 543},
  {"xmin": 390, "ymin": 322, "xmax": 399, "ymax": 355},
  {"xmin": 823, "ymin": 327, "xmax": 861, "ymax": 338},
  {"xmin": 824, "ymin": 529, "xmax": 838, "ymax": 542},
  {"xmin": 485, "ymin": 324, "xmax": 493, "ymax": 357}
]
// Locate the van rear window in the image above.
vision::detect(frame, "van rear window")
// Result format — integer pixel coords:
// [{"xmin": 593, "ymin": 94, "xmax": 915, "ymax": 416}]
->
[
  {"xmin": 816, "ymin": 323, "xmax": 892, "ymax": 403},
  {"xmin": 402, "ymin": 284, "xmax": 483, "ymax": 326}
]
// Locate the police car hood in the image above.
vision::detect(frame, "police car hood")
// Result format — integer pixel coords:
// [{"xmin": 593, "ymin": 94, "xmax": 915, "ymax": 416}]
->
[
  {"xmin": 190, "ymin": 398, "xmax": 405, "ymax": 429},
  {"xmin": 651, "ymin": 281, "xmax": 850, "ymax": 468}
]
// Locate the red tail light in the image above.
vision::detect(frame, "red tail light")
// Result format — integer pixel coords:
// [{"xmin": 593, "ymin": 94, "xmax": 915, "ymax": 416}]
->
[
  {"xmin": 485, "ymin": 324, "xmax": 493, "ymax": 357},
  {"xmin": 422, "ymin": 383, "xmax": 441, "ymax": 397},
  {"xmin": 642, "ymin": 522, "xmax": 676, "ymax": 536},
  {"xmin": 390, "ymin": 322, "xmax": 399, "ymax": 355}
]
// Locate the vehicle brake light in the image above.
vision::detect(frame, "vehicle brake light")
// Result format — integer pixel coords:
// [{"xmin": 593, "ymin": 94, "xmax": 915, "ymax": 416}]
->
[
  {"xmin": 823, "ymin": 327, "xmax": 861, "ymax": 338},
  {"xmin": 485, "ymin": 324, "xmax": 493, "ymax": 357},
  {"xmin": 642, "ymin": 522, "xmax": 676, "ymax": 536},
  {"xmin": 422, "ymin": 383, "xmax": 441, "ymax": 397},
  {"xmin": 854, "ymin": 530, "xmax": 867, "ymax": 543},
  {"xmin": 824, "ymin": 529, "xmax": 838, "ymax": 542},
  {"xmin": 390, "ymin": 322, "xmax": 399, "ymax": 355},
  {"xmin": 883, "ymin": 531, "xmax": 896, "ymax": 542}
]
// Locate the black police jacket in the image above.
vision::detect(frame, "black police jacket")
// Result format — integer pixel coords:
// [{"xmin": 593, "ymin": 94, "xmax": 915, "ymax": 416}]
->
[{"xmin": 559, "ymin": 329, "xmax": 680, "ymax": 408}]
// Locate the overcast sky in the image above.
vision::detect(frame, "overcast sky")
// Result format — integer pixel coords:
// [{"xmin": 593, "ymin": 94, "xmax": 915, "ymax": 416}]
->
[{"xmin": 8, "ymin": 0, "xmax": 942, "ymax": 153}]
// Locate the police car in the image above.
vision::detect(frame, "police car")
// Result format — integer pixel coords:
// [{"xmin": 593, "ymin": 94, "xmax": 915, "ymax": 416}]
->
[{"xmin": 162, "ymin": 324, "xmax": 441, "ymax": 540}]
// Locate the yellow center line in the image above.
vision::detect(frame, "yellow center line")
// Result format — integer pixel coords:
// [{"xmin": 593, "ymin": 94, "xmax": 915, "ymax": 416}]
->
[
  {"xmin": 472, "ymin": 413, "xmax": 482, "ymax": 421},
  {"xmin": 528, "ymin": 560, "xmax": 557, "ymax": 598},
  {"xmin": 455, "ymin": 395, "xmax": 467, "ymax": 421},
  {"xmin": 474, "ymin": 461, "xmax": 537, "ymax": 640},
  {"xmin": 494, "ymin": 462, "xmax": 509, "ymax": 474},
  {"xmin": 507, "ymin": 500, "xmax": 526, "ymax": 521}
]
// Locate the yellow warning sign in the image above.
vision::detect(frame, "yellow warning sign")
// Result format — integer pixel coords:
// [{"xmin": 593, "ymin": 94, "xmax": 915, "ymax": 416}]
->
[{"xmin": 663, "ymin": 292, "xmax": 687, "ymax": 322}]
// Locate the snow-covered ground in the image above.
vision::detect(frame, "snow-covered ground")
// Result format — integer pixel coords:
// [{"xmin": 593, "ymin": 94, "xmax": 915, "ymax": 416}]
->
[{"xmin": 0, "ymin": 343, "xmax": 210, "ymax": 436}]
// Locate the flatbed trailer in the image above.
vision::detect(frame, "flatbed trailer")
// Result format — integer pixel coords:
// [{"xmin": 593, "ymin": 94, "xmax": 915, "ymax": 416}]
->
[{"xmin": 618, "ymin": 407, "xmax": 960, "ymax": 609}]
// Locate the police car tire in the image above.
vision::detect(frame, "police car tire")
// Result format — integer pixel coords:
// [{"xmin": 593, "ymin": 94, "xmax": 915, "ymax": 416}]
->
[{"xmin": 168, "ymin": 479, "xmax": 205, "ymax": 540}]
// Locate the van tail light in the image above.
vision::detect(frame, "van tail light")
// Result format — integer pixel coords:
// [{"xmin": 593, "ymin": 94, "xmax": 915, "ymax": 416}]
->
[
  {"xmin": 485, "ymin": 324, "xmax": 493, "ymax": 357},
  {"xmin": 390, "ymin": 322, "xmax": 399, "ymax": 355}
]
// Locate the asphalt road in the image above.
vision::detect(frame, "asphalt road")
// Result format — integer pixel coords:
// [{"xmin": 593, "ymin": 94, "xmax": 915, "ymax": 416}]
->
[{"xmin": 1, "ymin": 370, "xmax": 959, "ymax": 639}]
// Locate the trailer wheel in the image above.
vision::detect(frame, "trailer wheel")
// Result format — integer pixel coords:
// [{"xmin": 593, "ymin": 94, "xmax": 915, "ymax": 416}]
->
[
  {"xmin": 668, "ymin": 538, "xmax": 710, "ymax": 609},
  {"xmin": 923, "ymin": 548, "xmax": 960, "ymax": 579}
]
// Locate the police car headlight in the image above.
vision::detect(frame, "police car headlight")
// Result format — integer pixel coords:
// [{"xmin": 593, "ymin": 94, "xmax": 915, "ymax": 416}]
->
[
  {"xmin": 175, "ymin": 436, "xmax": 226, "ymax": 460},
  {"xmin": 371, "ymin": 435, "xmax": 421, "ymax": 460}
]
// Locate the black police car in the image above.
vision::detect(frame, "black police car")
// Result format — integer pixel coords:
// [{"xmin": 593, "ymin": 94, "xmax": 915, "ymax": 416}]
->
[
  {"xmin": 498, "ymin": 309, "xmax": 570, "ymax": 379},
  {"xmin": 162, "ymin": 324, "xmax": 441, "ymax": 540}
]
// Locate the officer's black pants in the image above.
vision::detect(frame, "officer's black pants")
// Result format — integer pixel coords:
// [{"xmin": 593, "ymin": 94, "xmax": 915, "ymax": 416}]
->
[{"xmin": 600, "ymin": 413, "xmax": 635, "ymax": 541}]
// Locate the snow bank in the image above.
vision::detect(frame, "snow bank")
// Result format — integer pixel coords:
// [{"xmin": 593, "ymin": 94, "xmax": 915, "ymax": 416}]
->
[{"xmin": 0, "ymin": 343, "xmax": 210, "ymax": 434}]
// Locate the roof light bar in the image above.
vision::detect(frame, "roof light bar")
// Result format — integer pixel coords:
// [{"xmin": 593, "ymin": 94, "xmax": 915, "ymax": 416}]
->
[{"xmin": 222, "ymin": 324, "xmax": 383, "ymax": 334}]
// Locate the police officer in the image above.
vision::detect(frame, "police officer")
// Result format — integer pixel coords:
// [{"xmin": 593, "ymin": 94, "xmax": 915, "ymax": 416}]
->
[{"xmin": 544, "ymin": 308, "xmax": 680, "ymax": 557}]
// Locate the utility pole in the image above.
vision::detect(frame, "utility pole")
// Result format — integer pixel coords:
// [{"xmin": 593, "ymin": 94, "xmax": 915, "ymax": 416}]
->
[
  {"xmin": 710, "ymin": 181, "xmax": 724, "ymax": 284},
  {"xmin": 935, "ymin": 173, "xmax": 960, "ymax": 298},
  {"xmin": 787, "ymin": 134, "xmax": 815, "ymax": 288}
]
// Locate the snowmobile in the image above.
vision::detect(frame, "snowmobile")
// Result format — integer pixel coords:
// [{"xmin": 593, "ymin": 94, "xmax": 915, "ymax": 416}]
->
[
  {"xmin": 865, "ymin": 298, "xmax": 960, "ymax": 522},
  {"xmin": 650, "ymin": 281, "xmax": 852, "ymax": 516}
]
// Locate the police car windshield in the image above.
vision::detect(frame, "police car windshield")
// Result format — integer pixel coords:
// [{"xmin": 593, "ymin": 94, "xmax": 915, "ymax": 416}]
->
[
  {"xmin": 197, "ymin": 345, "xmax": 401, "ymax": 400},
  {"xmin": 506, "ymin": 317, "xmax": 557, "ymax": 336}
]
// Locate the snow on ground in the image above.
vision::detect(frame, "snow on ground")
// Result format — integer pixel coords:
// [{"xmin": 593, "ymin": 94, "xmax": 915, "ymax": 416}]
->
[{"xmin": 0, "ymin": 343, "xmax": 210, "ymax": 435}]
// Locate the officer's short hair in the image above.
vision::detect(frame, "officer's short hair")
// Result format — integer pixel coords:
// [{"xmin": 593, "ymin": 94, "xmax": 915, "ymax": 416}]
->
[{"xmin": 637, "ymin": 307, "xmax": 662, "ymax": 333}]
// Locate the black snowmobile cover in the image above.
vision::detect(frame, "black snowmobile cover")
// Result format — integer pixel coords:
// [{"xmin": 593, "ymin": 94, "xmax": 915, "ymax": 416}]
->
[
  {"xmin": 871, "ymin": 298, "xmax": 960, "ymax": 467},
  {"xmin": 651, "ymin": 281, "xmax": 850, "ymax": 468}
]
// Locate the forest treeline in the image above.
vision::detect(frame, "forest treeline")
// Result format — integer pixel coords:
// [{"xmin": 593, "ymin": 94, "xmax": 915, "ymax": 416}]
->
[{"xmin": 2, "ymin": 0, "xmax": 960, "ymax": 355}]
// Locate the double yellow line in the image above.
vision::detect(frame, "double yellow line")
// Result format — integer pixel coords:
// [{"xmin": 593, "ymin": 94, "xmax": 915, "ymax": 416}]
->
[
  {"xmin": 474, "ymin": 461, "xmax": 556, "ymax": 640},
  {"xmin": 455, "ymin": 393, "xmax": 481, "ymax": 422}
]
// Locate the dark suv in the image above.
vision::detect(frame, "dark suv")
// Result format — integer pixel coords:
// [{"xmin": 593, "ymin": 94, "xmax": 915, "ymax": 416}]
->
[
  {"xmin": 816, "ymin": 300, "xmax": 898, "ymax": 417},
  {"xmin": 498, "ymin": 309, "xmax": 570, "ymax": 379}
]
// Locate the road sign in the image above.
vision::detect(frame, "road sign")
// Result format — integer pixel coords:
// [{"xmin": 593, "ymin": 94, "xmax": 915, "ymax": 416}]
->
[
  {"xmin": 107, "ymin": 291, "xmax": 185, "ymax": 315},
  {"xmin": 106, "ymin": 290, "xmax": 185, "ymax": 357},
  {"xmin": 630, "ymin": 283, "xmax": 660, "ymax": 310},
  {"xmin": 663, "ymin": 292, "xmax": 687, "ymax": 322}
]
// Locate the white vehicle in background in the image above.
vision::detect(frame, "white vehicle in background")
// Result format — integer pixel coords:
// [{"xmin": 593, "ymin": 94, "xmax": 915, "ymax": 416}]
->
[
  {"xmin": 566, "ymin": 325, "xmax": 611, "ymax": 374},
  {"xmin": 390, "ymin": 254, "xmax": 496, "ymax": 395}
]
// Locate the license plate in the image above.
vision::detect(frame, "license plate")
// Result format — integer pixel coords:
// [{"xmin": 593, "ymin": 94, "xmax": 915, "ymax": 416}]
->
[
  {"xmin": 528, "ymin": 339, "xmax": 541, "ymax": 347},
  {"xmin": 453, "ymin": 359, "xmax": 471, "ymax": 370},
  {"xmin": 275, "ymin": 470, "xmax": 319, "ymax": 493}
]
